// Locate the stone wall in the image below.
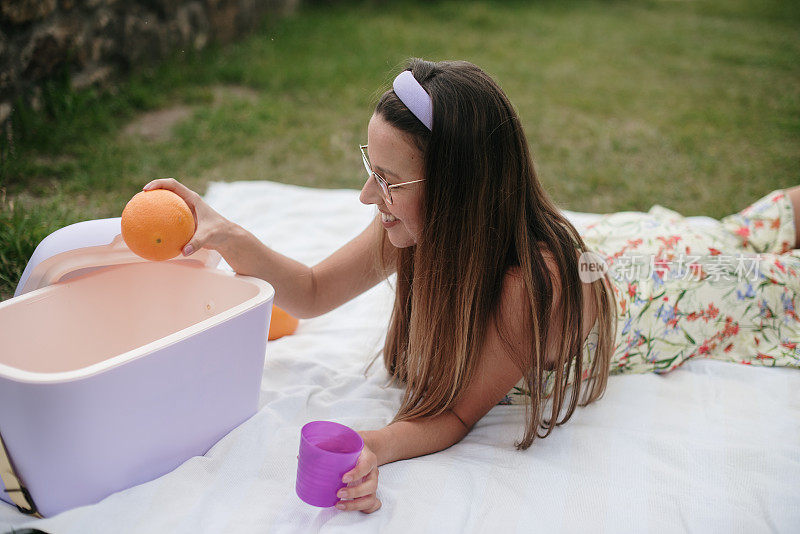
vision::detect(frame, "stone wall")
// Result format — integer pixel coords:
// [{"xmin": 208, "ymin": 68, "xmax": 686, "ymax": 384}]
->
[{"xmin": 0, "ymin": 0, "xmax": 300, "ymax": 132}]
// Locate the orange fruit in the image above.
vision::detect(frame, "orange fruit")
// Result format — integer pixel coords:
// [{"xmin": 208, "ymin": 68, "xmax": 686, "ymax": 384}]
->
[
  {"xmin": 268, "ymin": 305, "xmax": 299, "ymax": 340},
  {"xmin": 121, "ymin": 190, "xmax": 195, "ymax": 261}
]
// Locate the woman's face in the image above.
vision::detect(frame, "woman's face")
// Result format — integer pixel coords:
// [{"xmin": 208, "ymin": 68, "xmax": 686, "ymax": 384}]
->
[{"xmin": 359, "ymin": 113, "xmax": 425, "ymax": 248}]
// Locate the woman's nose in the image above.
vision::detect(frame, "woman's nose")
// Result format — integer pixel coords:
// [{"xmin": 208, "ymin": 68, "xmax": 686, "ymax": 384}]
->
[{"xmin": 359, "ymin": 174, "xmax": 381, "ymax": 205}]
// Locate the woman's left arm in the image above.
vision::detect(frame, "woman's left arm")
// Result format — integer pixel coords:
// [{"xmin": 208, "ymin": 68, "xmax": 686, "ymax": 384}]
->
[
  {"xmin": 361, "ymin": 410, "xmax": 470, "ymax": 467},
  {"xmin": 338, "ymin": 271, "xmax": 528, "ymax": 513}
]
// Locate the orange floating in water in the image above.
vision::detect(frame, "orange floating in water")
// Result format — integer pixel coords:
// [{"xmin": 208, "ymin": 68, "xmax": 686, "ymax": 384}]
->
[{"xmin": 269, "ymin": 305, "xmax": 299, "ymax": 340}]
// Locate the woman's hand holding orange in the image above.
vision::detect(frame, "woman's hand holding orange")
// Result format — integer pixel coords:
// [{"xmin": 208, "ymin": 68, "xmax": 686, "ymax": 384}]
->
[
  {"xmin": 334, "ymin": 431, "xmax": 382, "ymax": 514},
  {"xmin": 141, "ymin": 178, "xmax": 234, "ymax": 256}
]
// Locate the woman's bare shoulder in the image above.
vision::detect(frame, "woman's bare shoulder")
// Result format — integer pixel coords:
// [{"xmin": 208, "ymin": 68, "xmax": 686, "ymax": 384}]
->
[{"xmin": 501, "ymin": 245, "xmax": 598, "ymax": 348}]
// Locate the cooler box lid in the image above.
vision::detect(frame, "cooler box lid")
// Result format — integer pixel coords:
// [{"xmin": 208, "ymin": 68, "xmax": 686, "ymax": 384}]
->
[{"xmin": 15, "ymin": 217, "xmax": 222, "ymax": 298}]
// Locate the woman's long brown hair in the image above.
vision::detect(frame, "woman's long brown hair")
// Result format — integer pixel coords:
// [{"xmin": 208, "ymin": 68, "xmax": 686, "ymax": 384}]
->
[{"xmin": 364, "ymin": 59, "xmax": 618, "ymax": 450}]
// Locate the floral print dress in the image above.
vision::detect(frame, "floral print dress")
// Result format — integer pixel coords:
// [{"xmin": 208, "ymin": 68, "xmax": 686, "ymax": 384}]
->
[{"xmin": 500, "ymin": 188, "xmax": 799, "ymax": 405}]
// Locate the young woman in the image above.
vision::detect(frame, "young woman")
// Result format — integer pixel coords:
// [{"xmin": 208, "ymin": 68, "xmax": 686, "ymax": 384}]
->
[{"xmin": 142, "ymin": 59, "xmax": 800, "ymax": 514}]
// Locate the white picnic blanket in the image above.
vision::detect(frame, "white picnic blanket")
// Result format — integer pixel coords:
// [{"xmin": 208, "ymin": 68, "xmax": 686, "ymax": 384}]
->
[{"xmin": 2, "ymin": 181, "xmax": 798, "ymax": 533}]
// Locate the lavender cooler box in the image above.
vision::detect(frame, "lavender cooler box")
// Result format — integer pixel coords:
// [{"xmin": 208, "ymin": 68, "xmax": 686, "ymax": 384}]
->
[{"xmin": 0, "ymin": 217, "xmax": 274, "ymax": 517}]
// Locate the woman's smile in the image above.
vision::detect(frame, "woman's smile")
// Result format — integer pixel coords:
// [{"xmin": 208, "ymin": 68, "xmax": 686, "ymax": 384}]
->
[
  {"xmin": 380, "ymin": 210, "xmax": 400, "ymax": 227},
  {"xmin": 359, "ymin": 113, "xmax": 425, "ymax": 247}
]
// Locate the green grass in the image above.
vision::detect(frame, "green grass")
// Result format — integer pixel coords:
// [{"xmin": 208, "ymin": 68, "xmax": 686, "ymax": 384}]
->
[{"xmin": 1, "ymin": 0, "xmax": 799, "ymax": 300}]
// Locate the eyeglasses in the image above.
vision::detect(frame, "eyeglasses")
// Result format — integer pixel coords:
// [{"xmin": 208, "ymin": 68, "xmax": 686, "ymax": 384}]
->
[{"xmin": 360, "ymin": 144, "xmax": 425, "ymax": 205}]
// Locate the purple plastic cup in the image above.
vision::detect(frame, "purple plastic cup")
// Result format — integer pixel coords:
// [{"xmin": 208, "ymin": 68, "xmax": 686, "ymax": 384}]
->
[{"xmin": 296, "ymin": 421, "xmax": 364, "ymax": 507}]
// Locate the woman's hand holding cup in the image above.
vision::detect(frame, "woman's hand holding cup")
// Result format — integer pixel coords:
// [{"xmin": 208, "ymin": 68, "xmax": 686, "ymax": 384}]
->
[
  {"xmin": 335, "ymin": 435, "xmax": 381, "ymax": 514},
  {"xmin": 295, "ymin": 421, "xmax": 382, "ymax": 514}
]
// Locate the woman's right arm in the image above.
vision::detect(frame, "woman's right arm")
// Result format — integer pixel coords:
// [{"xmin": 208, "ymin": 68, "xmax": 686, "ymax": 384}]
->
[
  {"xmin": 141, "ymin": 178, "xmax": 395, "ymax": 319},
  {"xmin": 222, "ymin": 214, "xmax": 395, "ymax": 318}
]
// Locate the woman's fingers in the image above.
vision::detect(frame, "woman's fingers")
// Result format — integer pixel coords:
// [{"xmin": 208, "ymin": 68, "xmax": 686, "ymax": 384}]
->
[
  {"xmin": 361, "ymin": 498, "xmax": 382, "ymax": 514},
  {"xmin": 336, "ymin": 494, "xmax": 382, "ymax": 513},
  {"xmin": 342, "ymin": 448, "xmax": 376, "ymax": 484},
  {"xmin": 182, "ymin": 230, "xmax": 208, "ymax": 256},
  {"xmin": 337, "ymin": 466, "xmax": 378, "ymax": 500},
  {"xmin": 335, "ymin": 445, "xmax": 381, "ymax": 513},
  {"xmin": 142, "ymin": 178, "xmax": 200, "ymax": 207}
]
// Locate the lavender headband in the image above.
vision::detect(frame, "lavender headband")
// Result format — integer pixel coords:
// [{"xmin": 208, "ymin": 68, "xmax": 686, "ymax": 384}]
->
[{"xmin": 393, "ymin": 70, "xmax": 433, "ymax": 130}]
